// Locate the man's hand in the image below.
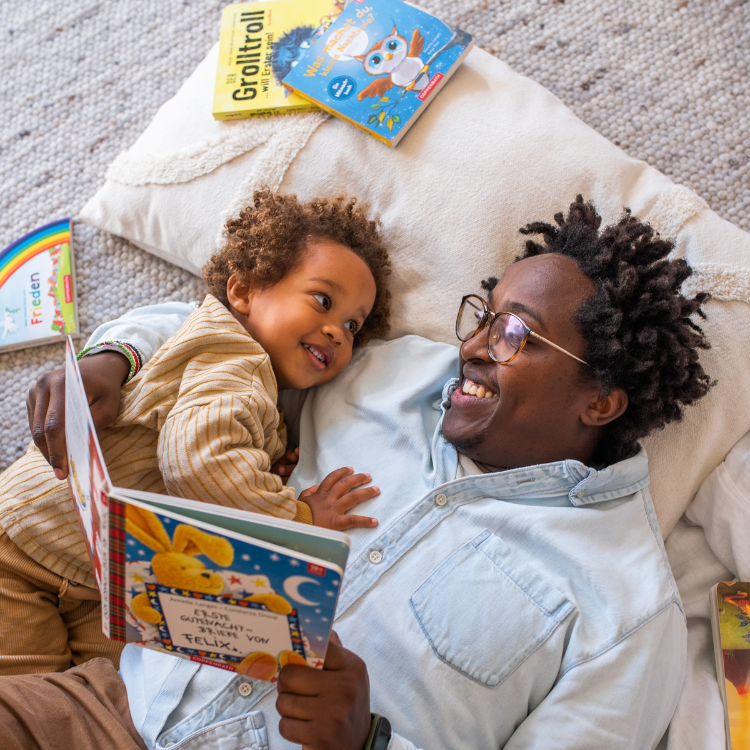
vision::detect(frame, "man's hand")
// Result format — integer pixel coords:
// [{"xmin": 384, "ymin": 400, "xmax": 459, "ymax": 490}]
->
[
  {"xmin": 277, "ymin": 631, "xmax": 372, "ymax": 750},
  {"xmin": 26, "ymin": 351, "xmax": 130, "ymax": 480},
  {"xmin": 271, "ymin": 447, "xmax": 299, "ymax": 485},
  {"xmin": 299, "ymin": 467, "xmax": 379, "ymax": 531}
]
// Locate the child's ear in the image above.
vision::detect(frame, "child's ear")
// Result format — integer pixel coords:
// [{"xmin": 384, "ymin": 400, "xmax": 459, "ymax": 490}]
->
[{"xmin": 226, "ymin": 273, "xmax": 254, "ymax": 316}]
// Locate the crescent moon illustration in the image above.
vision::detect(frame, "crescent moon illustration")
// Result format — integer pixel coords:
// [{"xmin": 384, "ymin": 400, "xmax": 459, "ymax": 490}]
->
[{"xmin": 283, "ymin": 576, "xmax": 321, "ymax": 607}]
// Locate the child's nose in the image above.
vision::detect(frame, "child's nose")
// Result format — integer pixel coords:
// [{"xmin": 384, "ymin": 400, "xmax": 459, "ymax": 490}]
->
[{"xmin": 322, "ymin": 322, "xmax": 343, "ymax": 343}]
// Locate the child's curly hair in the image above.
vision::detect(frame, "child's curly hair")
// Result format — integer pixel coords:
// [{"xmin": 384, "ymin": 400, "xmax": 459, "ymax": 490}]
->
[
  {"xmin": 203, "ymin": 188, "xmax": 391, "ymax": 346},
  {"xmin": 483, "ymin": 195, "xmax": 713, "ymax": 466}
]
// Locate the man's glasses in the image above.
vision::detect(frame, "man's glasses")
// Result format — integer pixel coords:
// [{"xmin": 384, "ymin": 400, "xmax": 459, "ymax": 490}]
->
[{"xmin": 455, "ymin": 295, "xmax": 590, "ymax": 366}]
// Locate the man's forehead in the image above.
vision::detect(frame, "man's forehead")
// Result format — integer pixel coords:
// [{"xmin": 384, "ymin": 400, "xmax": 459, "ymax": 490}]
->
[{"xmin": 489, "ymin": 255, "xmax": 593, "ymax": 327}]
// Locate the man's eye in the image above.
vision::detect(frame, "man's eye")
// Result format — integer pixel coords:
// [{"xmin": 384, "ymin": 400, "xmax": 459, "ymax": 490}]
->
[
  {"xmin": 345, "ymin": 320, "xmax": 358, "ymax": 334},
  {"xmin": 313, "ymin": 293, "xmax": 331, "ymax": 310}
]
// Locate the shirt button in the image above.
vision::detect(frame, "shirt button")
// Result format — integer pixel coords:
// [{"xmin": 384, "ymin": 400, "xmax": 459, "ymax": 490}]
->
[
  {"xmin": 574, "ymin": 490, "xmax": 584, "ymax": 499},
  {"xmin": 369, "ymin": 550, "xmax": 383, "ymax": 564},
  {"xmin": 238, "ymin": 682, "xmax": 253, "ymax": 697},
  {"xmin": 434, "ymin": 493, "xmax": 448, "ymax": 506}
]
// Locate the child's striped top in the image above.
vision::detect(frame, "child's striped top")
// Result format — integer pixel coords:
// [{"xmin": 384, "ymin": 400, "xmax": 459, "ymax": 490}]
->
[{"xmin": 0, "ymin": 295, "xmax": 311, "ymax": 589}]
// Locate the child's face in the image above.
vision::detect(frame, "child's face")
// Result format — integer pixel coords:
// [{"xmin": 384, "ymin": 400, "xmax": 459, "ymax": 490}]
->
[{"xmin": 227, "ymin": 238, "xmax": 377, "ymax": 391}]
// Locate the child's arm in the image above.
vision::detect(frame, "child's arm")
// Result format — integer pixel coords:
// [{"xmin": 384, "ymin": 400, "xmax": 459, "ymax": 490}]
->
[
  {"xmin": 27, "ymin": 301, "xmax": 193, "ymax": 479},
  {"xmin": 159, "ymin": 389, "xmax": 303, "ymax": 520}
]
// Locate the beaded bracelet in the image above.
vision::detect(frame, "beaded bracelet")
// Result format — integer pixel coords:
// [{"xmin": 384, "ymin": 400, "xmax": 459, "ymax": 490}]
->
[{"xmin": 76, "ymin": 340, "xmax": 144, "ymax": 382}]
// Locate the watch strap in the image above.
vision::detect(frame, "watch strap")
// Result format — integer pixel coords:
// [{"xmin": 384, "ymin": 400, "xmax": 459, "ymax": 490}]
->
[{"xmin": 363, "ymin": 713, "xmax": 392, "ymax": 750}]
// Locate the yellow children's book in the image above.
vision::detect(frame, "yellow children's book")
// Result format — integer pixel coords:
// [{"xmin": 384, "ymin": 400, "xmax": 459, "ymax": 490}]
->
[
  {"xmin": 213, "ymin": 0, "xmax": 346, "ymax": 119},
  {"xmin": 711, "ymin": 581, "xmax": 750, "ymax": 749},
  {"xmin": 64, "ymin": 337, "xmax": 350, "ymax": 681}
]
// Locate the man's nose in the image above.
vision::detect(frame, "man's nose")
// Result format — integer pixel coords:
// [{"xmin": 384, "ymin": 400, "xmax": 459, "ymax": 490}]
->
[{"xmin": 460, "ymin": 325, "xmax": 492, "ymax": 362}]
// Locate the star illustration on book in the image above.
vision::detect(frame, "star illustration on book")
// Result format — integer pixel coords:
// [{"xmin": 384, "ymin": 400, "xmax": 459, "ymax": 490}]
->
[
  {"xmin": 315, "ymin": 609, "xmax": 321, "ymax": 614},
  {"xmin": 241, "ymin": 554, "xmax": 251, "ymax": 561},
  {"xmin": 128, "ymin": 587, "xmax": 141, "ymax": 599},
  {"xmin": 137, "ymin": 549, "xmax": 145, "ymax": 556},
  {"xmin": 132, "ymin": 573, "xmax": 144, "ymax": 583},
  {"xmin": 229, "ymin": 575, "xmax": 242, "ymax": 585},
  {"xmin": 289, "ymin": 559, "xmax": 300, "ymax": 566},
  {"xmin": 269, "ymin": 553, "xmax": 280, "ymax": 562},
  {"xmin": 254, "ymin": 564, "xmax": 261, "ymax": 571},
  {"xmin": 312, "ymin": 659, "xmax": 324, "ymax": 668},
  {"xmin": 325, "ymin": 591, "xmax": 334, "ymax": 597},
  {"xmin": 254, "ymin": 578, "xmax": 266, "ymax": 587},
  {"xmin": 127, "ymin": 539, "xmax": 135, "ymax": 545},
  {"xmin": 321, "ymin": 617, "xmax": 329, "ymax": 622}
]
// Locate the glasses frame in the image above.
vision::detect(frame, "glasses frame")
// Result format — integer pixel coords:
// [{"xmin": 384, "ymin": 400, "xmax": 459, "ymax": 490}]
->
[{"xmin": 456, "ymin": 294, "xmax": 590, "ymax": 366}]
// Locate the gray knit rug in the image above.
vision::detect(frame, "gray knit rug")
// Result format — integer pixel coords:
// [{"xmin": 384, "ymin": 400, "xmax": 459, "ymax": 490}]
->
[{"xmin": 1, "ymin": 0, "xmax": 748, "ymax": 472}]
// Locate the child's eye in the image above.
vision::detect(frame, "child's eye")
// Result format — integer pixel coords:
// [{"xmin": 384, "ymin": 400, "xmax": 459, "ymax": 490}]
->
[
  {"xmin": 345, "ymin": 320, "xmax": 359, "ymax": 334},
  {"xmin": 313, "ymin": 293, "xmax": 331, "ymax": 311}
]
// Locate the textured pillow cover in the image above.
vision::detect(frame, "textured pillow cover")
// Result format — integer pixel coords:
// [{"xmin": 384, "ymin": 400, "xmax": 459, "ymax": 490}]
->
[{"xmin": 81, "ymin": 44, "xmax": 750, "ymax": 538}]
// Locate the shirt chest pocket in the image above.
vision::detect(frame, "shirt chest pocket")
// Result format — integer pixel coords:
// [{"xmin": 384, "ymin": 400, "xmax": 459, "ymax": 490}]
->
[{"xmin": 409, "ymin": 529, "xmax": 575, "ymax": 688}]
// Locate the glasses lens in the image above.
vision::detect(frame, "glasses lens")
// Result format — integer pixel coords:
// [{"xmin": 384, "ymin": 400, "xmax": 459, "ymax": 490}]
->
[
  {"xmin": 489, "ymin": 313, "xmax": 527, "ymax": 362},
  {"xmin": 457, "ymin": 296, "xmax": 485, "ymax": 341}
]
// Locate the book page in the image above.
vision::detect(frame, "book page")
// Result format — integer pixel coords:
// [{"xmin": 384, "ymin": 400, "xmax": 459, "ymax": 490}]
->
[{"xmin": 64, "ymin": 336, "xmax": 113, "ymax": 635}]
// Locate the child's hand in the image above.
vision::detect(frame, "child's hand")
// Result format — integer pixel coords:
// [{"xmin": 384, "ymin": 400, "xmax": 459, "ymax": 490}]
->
[
  {"xmin": 271, "ymin": 448, "xmax": 299, "ymax": 485},
  {"xmin": 299, "ymin": 467, "xmax": 379, "ymax": 531}
]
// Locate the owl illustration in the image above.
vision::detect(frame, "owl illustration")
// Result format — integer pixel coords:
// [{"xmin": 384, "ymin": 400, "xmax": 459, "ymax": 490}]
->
[{"xmin": 356, "ymin": 26, "xmax": 429, "ymax": 100}]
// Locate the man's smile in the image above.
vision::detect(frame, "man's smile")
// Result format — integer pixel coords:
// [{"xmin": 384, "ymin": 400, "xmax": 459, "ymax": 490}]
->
[{"xmin": 452, "ymin": 376, "xmax": 498, "ymax": 404}]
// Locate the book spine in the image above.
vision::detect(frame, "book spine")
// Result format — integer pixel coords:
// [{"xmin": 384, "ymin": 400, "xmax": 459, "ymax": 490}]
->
[
  {"xmin": 108, "ymin": 497, "xmax": 127, "ymax": 642},
  {"xmin": 213, "ymin": 102, "xmax": 320, "ymax": 120},
  {"xmin": 283, "ymin": 83, "xmax": 394, "ymax": 147}
]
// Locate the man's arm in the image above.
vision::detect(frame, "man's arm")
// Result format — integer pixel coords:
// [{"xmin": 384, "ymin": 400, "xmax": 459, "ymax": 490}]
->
[{"xmin": 27, "ymin": 301, "xmax": 194, "ymax": 478}]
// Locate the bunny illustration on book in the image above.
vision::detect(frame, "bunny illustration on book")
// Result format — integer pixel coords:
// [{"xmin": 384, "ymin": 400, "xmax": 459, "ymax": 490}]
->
[
  {"xmin": 356, "ymin": 26, "xmax": 429, "ymax": 100},
  {"xmin": 126, "ymin": 506, "xmax": 292, "ymax": 624}
]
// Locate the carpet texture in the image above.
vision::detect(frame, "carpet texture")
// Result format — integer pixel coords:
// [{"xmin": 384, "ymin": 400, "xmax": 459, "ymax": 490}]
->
[{"xmin": 1, "ymin": 0, "xmax": 748, "ymax": 472}]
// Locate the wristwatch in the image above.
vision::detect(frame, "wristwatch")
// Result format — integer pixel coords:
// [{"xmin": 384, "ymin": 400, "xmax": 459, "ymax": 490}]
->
[{"xmin": 363, "ymin": 713, "xmax": 392, "ymax": 750}]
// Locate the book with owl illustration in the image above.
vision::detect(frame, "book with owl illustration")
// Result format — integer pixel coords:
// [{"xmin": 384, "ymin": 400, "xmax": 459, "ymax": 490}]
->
[
  {"xmin": 64, "ymin": 338, "xmax": 350, "ymax": 680},
  {"xmin": 213, "ymin": 0, "xmax": 346, "ymax": 120},
  {"xmin": 711, "ymin": 581, "xmax": 750, "ymax": 749},
  {"xmin": 0, "ymin": 219, "xmax": 78, "ymax": 353},
  {"xmin": 281, "ymin": 0, "xmax": 473, "ymax": 146}
]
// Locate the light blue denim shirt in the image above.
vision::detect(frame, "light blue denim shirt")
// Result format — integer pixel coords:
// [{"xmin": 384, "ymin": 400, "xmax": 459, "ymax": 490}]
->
[{"xmin": 92, "ymin": 308, "xmax": 686, "ymax": 750}]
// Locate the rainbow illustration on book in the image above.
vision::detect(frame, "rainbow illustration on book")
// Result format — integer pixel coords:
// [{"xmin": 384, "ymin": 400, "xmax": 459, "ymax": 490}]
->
[{"xmin": 0, "ymin": 219, "xmax": 77, "ymax": 352}]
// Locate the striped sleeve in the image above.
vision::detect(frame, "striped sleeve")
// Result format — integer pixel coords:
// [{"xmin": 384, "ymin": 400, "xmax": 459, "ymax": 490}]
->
[{"xmin": 158, "ymin": 378, "xmax": 300, "ymax": 521}]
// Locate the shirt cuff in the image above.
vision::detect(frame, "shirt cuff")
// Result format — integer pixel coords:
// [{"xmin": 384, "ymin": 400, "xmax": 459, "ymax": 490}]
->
[
  {"xmin": 387, "ymin": 733, "xmax": 422, "ymax": 750},
  {"xmin": 77, "ymin": 341, "xmax": 144, "ymax": 382},
  {"xmin": 293, "ymin": 501, "xmax": 313, "ymax": 525}
]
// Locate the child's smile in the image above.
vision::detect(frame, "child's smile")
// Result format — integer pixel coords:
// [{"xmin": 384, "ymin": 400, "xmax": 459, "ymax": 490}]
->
[{"xmin": 227, "ymin": 237, "xmax": 377, "ymax": 391}]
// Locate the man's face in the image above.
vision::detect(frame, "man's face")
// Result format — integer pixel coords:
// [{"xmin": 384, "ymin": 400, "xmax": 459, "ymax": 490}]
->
[{"xmin": 442, "ymin": 254, "xmax": 604, "ymax": 470}]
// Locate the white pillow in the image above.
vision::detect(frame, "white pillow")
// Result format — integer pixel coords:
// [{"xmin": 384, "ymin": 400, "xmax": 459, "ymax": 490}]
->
[{"xmin": 81, "ymin": 43, "xmax": 750, "ymax": 538}]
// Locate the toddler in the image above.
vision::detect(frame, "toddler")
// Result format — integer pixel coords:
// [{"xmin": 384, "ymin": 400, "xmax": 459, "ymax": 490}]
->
[{"xmin": 0, "ymin": 188, "xmax": 391, "ymax": 674}]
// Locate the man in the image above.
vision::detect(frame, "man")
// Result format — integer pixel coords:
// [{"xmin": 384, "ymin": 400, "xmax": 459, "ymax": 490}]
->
[{"xmin": 4, "ymin": 197, "xmax": 711, "ymax": 749}]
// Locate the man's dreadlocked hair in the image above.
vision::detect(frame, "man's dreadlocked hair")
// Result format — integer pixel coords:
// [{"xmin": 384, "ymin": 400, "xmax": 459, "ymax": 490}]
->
[{"xmin": 484, "ymin": 195, "xmax": 713, "ymax": 467}]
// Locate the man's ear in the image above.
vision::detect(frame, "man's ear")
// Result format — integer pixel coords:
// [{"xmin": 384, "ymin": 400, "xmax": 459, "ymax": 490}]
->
[
  {"xmin": 226, "ymin": 274, "xmax": 254, "ymax": 316},
  {"xmin": 580, "ymin": 388, "xmax": 628, "ymax": 427}
]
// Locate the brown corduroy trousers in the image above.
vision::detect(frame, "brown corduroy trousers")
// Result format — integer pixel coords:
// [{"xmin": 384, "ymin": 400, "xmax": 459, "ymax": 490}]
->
[
  {"xmin": 0, "ymin": 529, "xmax": 124, "ymax": 675},
  {"xmin": 0, "ymin": 657, "xmax": 147, "ymax": 750}
]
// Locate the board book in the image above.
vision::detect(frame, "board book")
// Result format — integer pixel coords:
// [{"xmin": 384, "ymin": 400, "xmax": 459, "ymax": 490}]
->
[
  {"xmin": 0, "ymin": 219, "xmax": 78, "ymax": 353},
  {"xmin": 213, "ymin": 0, "xmax": 345, "ymax": 119},
  {"xmin": 281, "ymin": 0, "xmax": 473, "ymax": 147},
  {"xmin": 711, "ymin": 581, "xmax": 750, "ymax": 749},
  {"xmin": 64, "ymin": 337, "xmax": 349, "ymax": 680}
]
